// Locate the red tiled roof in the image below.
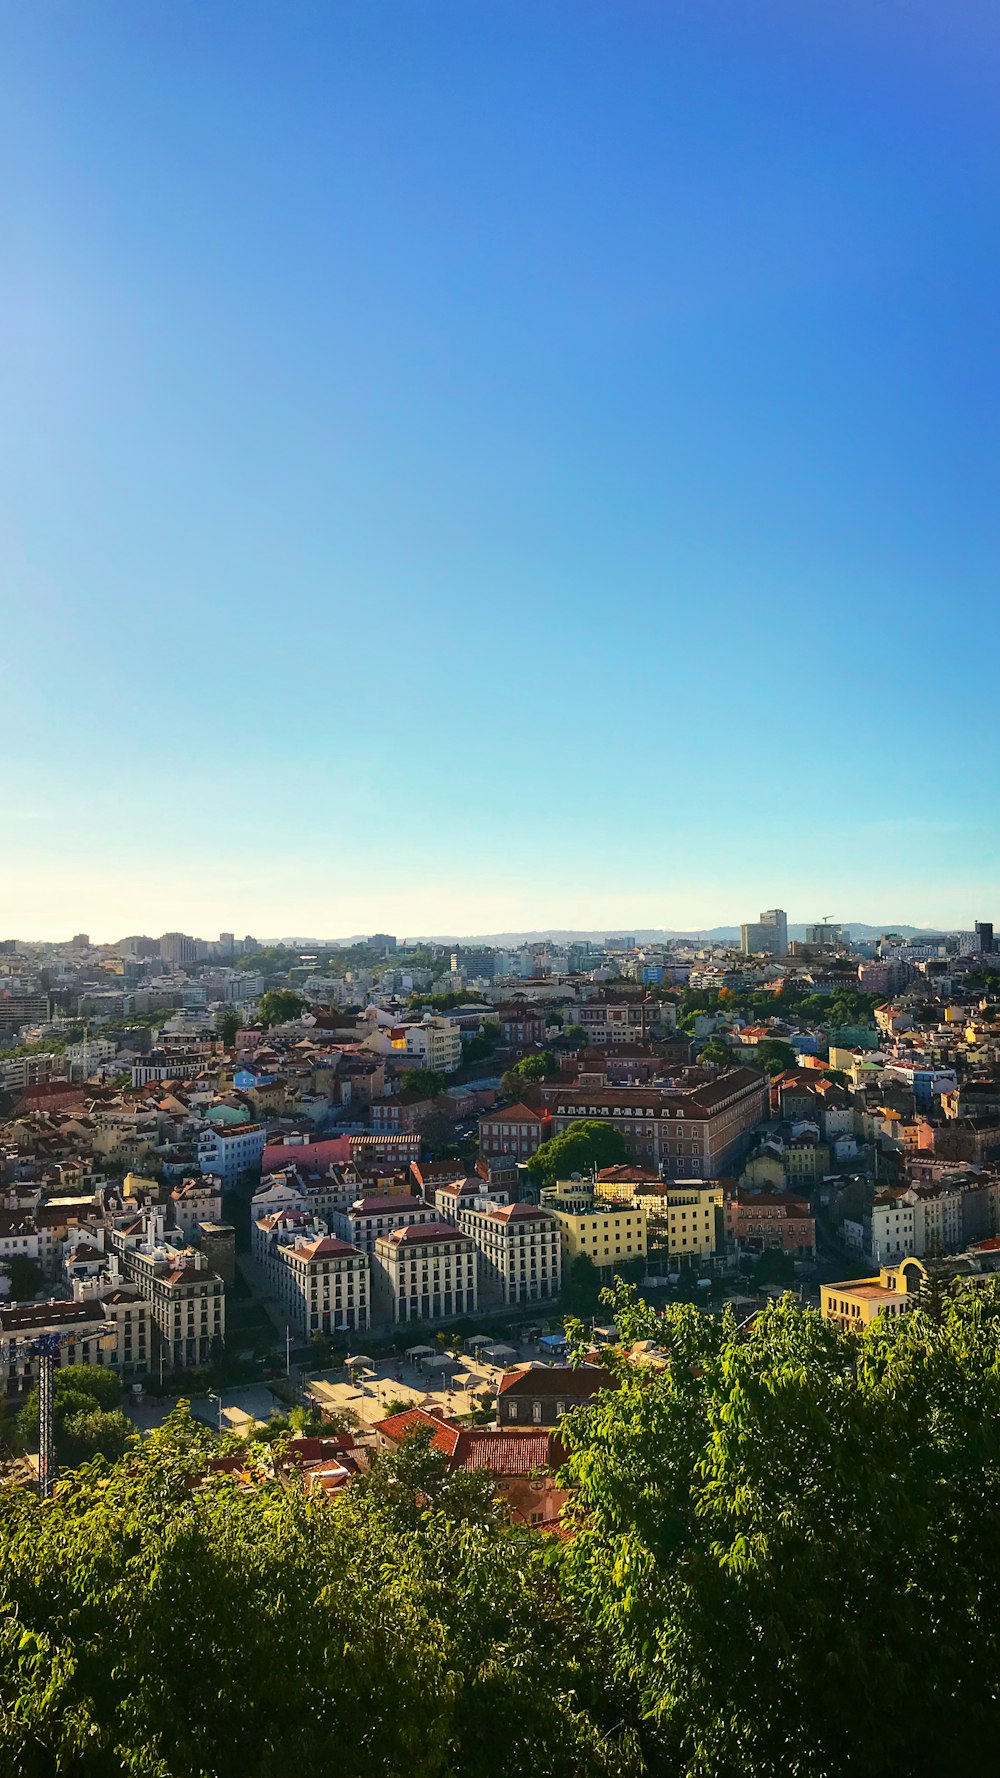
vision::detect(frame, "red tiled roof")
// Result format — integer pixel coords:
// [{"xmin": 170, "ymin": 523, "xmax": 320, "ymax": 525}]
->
[
  {"xmin": 484, "ymin": 1103, "xmax": 546, "ymax": 1124},
  {"xmin": 374, "ymin": 1407, "xmax": 462, "ymax": 1456},
  {"xmin": 497, "ymin": 1364, "xmax": 614, "ymax": 1399},
  {"xmin": 295, "ymin": 1236, "xmax": 360, "ymax": 1260},
  {"xmin": 383, "ymin": 1221, "xmax": 469, "ymax": 1247}
]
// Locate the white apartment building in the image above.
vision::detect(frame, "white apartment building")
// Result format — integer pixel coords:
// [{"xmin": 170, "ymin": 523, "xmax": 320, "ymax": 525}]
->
[
  {"xmin": 375, "ymin": 1222, "xmax": 478, "ymax": 1323},
  {"xmin": 254, "ymin": 1209, "xmax": 369, "ymax": 1337},
  {"xmin": 196, "ymin": 1121, "xmax": 265, "ymax": 1181},
  {"xmin": 330, "ymin": 1195, "xmax": 438, "ymax": 1258},
  {"xmin": 0, "ymin": 1209, "xmax": 42, "ymax": 1280},
  {"xmin": 110, "ymin": 1208, "xmax": 225, "ymax": 1371},
  {"xmin": 457, "ymin": 1201, "xmax": 562, "ymax": 1305}
]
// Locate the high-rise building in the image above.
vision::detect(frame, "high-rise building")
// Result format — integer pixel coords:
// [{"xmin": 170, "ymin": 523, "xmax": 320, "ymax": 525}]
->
[
  {"xmin": 976, "ymin": 921, "xmax": 994, "ymax": 955},
  {"xmin": 159, "ymin": 932, "xmax": 197, "ymax": 968},
  {"xmin": 805, "ymin": 922, "xmax": 846, "ymax": 947},
  {"xmin": 740, "ymin": 909, "xmax": 788, "ymax": 957},
  {"xmin": 219, "ymin": 932, "xmax": 235, "ymax": 956}
]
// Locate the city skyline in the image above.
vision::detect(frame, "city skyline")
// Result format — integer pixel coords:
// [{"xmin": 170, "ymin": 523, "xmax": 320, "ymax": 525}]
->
[{"xmin": 4, "ymin": 912, "xmax": 998, "ymax": 948}]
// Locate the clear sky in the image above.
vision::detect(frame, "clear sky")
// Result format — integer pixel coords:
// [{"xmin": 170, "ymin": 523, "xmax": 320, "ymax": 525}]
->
[{"xmin": 3, "ymin": 0, "xmax": 999, "ymax": 942}]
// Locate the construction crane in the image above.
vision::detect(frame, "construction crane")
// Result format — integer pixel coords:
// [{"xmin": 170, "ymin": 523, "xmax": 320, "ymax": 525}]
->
[{"xmin": 14, "ymin": 1324, "xmax": 115, "ymax": 1499}]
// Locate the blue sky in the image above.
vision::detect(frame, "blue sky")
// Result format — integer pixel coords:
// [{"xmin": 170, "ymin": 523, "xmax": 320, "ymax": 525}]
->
[{"xmin": 2, "ymin": 0, "xmax": 999, "ymax": 940}]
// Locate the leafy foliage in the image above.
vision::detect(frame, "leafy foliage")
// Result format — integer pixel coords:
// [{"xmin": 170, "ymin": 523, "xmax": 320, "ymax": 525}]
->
[
  {"xmin": 401, "ymin": 1068, "xmax": 448, "ymax": 1101},
  {"xmin": 0, "ymin": 1408, "xmax": 632, "ymax": 1778},
  {"xmin": 559, "ymin": 1280, "xmax": 1000, "ymax": 1777},
  {"xmin": 501, "ymin": 1050, "xmax": 559, "ymax": 1097},
  {"xmin": 4, "ymin": 1254, "xmax": 42, "ymax": 1301},
  {"xmin": 526, "ymin": 1119, "xmax": 628, "ymax": 1186},
  {"xmin": 16, "ymin": 1364, "xmax": 129, "ymax": 1462},
  {"xmin": 257, "ymin": 989, "xmax": 307, "ymax": 1028}
]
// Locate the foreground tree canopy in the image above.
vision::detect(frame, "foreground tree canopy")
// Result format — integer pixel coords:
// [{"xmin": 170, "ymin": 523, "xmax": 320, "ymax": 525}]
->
[{"xmin": 4, "ymin": 1288, "xmax": 1000, "ymax": 1775}]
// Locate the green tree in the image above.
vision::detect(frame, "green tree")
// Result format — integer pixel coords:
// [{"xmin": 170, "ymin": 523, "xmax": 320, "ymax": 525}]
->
[
  {"xmin": 218, "ymin": 1009, "xmax": 242, "ymax": 1046},
  {"xmin": 560, "ymin": 1253, "xmax": 603, "ymax": 1318},
  {"xmin": 257, "ymin": 989, "xmax": 307, "ymax": 1028},
  {"xmin": 754, "ymin": 1037, "xmax": 797, "ymax": 1076},
  {"xmin": 500, "ymin": 1051, "xmax": 558, "ymax": 1097},
  {"xmin": 17, "ymin": 1365, "xmax": 127, "ymax": 1463},
  {"xmin": 561, "ymin": 1025, "xmax": 589, "ymax": 1047},
  {"xmin": 559, "ymin": 1281, "xmax": 1000, "ymax": 1778},
  {"xmin": 526, "ymin": 1119, "xmax": 628, "ymax": 1187},
  {"xmin": 60, "ymin": 1407, "xmax": 133, "ymax": 1466},
  {"xmin": 5, "ymin": 1254, "xmax": 42, "ymax": 1300},
  {"xmin": 402, "ymin": 1068, "xmax": 448, "ymax": 1101},
  {"xmin": 697, "ymin": 1037, "xmax": 732, "ymax": 1067},
  {"xmin": 749, "ymin": 1246, "xmax": 795, "ymax": 1287},
  {"xmin": 0, "ymin": 1404, "xmax": 631, "ymax": 1778}
]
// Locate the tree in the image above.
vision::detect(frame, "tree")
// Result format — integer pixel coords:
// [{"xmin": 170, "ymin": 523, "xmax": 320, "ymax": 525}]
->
[
  {"xmin": 526, "ymin": 1119, "xmax": 628, "ymax": 1187},
  {"xmin": 0, "ymin": 1404, "xmax": 630, "ymax": 1778},
  {"xmin": 60, "ymin": 1407, "xmax": 133, "ymax": 1465},
  {"xmin": 559, "ymin": 1281, "xmax": 1000, "ymax": 1778},
  {"xmin": 17, "ymin": 1364, "xmax": 128, "ymax": 1462},
  {"xmin": 749, "ymin": 1246, "xmax": 795, "ymax": 1287},
  {"xmin": 500, "ymin": 1051, "xmax": 558, "ymax": 1097},
  {"xmin": 697, "ymin": 1037, "xmax": 732, "ymax": 1068},
  {"xmin": 754, "ymin": 1037, "xmax": 797, "ymax": 1076},
  {"xmin": 464, "ymin": 1026, "xmax": 500, "ymax": 1063},
  {"xmin": 4, "ymin": 1254, "xmax": 42, "ymax": 1301},
  {"xmin": 402, "ymin": 1068, "xmax": 448, "ymax": 1101},
  {"xmin": 561, "ymin": 1025, "xmax": 589, "ymax": 1048},
  {"xmin": 561, "ymin": 1253, "xmax": 603, "ymax": 1318},
  {"xmin": 218, "ymin": 1009, "xmax": 242, "ymax": 1046},
  {"xmin": 415, "ymin": 1107, "xmax": 459, "ymax": 1154},
  {"xmin": 257, "ymin": 990, "xmax": 307, "ymax": 1028}
]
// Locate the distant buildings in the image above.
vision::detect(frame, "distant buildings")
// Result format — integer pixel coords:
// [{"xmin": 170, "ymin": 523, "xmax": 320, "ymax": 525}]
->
[{"xmin": 740, "ymin": 909, "xmax": 788, "ymax": 958}]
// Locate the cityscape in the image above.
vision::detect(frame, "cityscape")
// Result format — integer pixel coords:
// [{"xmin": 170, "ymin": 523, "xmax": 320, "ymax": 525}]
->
[
  {"xmin": 5, "ymin": 0, "xmax": 1000, "ymax": 1771},
  {"xmin": 4, "ymin": 911, "xmax": 1000, "ymax": 1400}
]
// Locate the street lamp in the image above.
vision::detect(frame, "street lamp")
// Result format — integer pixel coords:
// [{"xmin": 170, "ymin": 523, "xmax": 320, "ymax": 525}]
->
[
  {"xmin": 207, "ymin": 1390, "xmax": 224, "ymax": 1435},
  {"xmin": 13, "ymin": 1324, "xmax": 115, "ymax": 1500}
]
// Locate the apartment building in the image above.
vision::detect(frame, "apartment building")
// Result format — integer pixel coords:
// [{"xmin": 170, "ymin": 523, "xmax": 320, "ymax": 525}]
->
[
  {"xmin": 111, "ymin": 1210, "xmax": 225, "ymax": 1371},
  {"xmin": 726, "ymin": 1191, "xmax": 816, "ymax": 1257},
  {"xmin": 543, "ymin": 1185, "xmax": 647, "ymax": 1275},
  {"xmin": 542, "ymin": 1068, "xmax": 768, "ymax": 1177},
  {"xmin": 646, "ymin": 1182, "xmax": 724, "ymax": 1264},
  {"xmin": 567, "ymin": 996, "xmax": 673, "ymax": 1046},
  {"xmin": 457, "ymin": 1201, "xmax": 561, "ymax": 1305},
  {"xmin": 196, "ymin": 1121, "xmax": 265, "ymax": 1180},
  {"xmin": 330, "ymin": 1194, "xmax": 438, "ymax": 1257},
  {"xmin": 170, "ymin": 1174, "xmax": 224, "ymax": 1240},
  {"xmin": 478, "ymin": 1103, "xmax": 553, "ymax": 1162},
  {"xmin": 375, "ymin": 1222, "xmax": 478, "ymax": 1323},
  {"xmin": 0, "ymin": 1282, "xmax": 150, "ymax": 1396},
  {"xmin": 255, "ymin": 1209, "xmax": 369, "ymax": 1336}
]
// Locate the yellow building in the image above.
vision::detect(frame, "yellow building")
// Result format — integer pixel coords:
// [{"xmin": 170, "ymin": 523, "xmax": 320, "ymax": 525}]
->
[
  {"xmin": 549, "ymin": 1196, "xmax": 647, "ymax": 1274},
  {"xmin": 827, "ymin": 1046, "xmax": 856, "ymax": 1073},
  {"xmin": 655, "ymin": 1182, "xmax": 722, "ymax": 1260},
  {"xmin": 820, "ymin": 1258, "xmax": 929, "ymax": 1329}
]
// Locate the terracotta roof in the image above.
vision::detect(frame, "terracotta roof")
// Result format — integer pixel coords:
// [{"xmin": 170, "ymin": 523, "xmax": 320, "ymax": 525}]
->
[
  {"xmin": 382, "ymin": 1221, "xmax": 470, "ymax": 1247},
  {"xmin": 294, "ymin": 1236, "xmax": 360, "ymax": 1260},
  {"xmin": 374, "ymin": 1406, "xmax": 461, "ymax": 1455},
  {"xmin": 497, "ymin": 1364, "xmax": 614, "ymax": 1399},
  {"xmin": 484, "ymin": 1103, "xmax": 546, "ymax": 1123}
]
